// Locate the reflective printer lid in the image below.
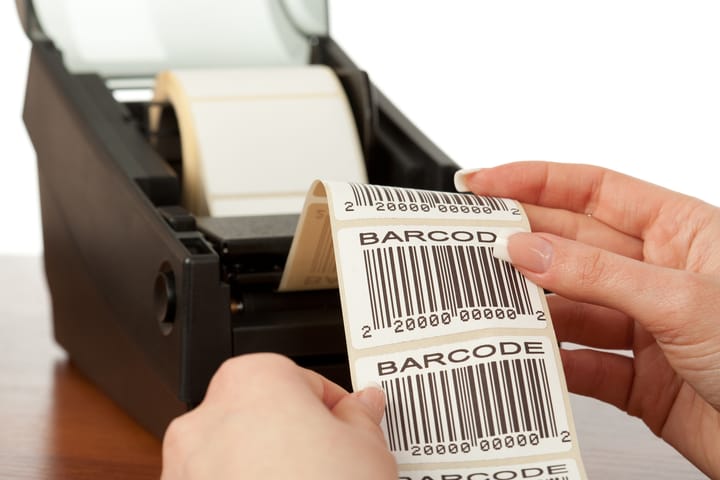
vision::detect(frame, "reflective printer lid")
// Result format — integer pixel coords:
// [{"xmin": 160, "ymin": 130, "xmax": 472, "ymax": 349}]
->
[{"xmin": 19, "ymin": 0, "xmax": 328, "ymax": 77}]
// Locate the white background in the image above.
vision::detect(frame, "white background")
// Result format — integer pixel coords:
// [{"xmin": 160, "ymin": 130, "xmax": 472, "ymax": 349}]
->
[
  {"xmin": 2, "ymin": 1, "xmax": 720, "ymax": 255},
  {"xmin": 1, "ymin": 1, "xmax": 41, "ymax": 255}
]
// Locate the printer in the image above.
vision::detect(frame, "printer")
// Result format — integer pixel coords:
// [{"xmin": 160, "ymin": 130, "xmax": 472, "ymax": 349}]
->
[{"xmin": 18, "ymin": 0, "xmax": 459, "ymax": 437}]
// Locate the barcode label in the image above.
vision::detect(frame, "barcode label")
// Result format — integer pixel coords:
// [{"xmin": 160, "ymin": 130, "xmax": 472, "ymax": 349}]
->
[
  {"xmin": 363, "ymin": 243, "xmax": 535, "ymax": 327},
  {"xmin": 284, "ymin": 180, "xmax": 585, "ymax": 477},
  {"xmin": 355, "ymin": 337, "xmax": 571, "ymax": 463},
  {"xmin": 350, "ymin": 183, "xmax": 514, "ymax": 210},
  {"xmin": 338, "ymin": 226, "xmax": 546, "ymax": 348},
  {"xmin": 398, "ymin": 459, "xmax": 581, "ymax": 480},
  {"xmin": 383, "ymin": 358, "xmax": 560, "ymax": 453},
  {"xmin": 327, "ymin": 182, "xmax": 522, "ymax": 221}
]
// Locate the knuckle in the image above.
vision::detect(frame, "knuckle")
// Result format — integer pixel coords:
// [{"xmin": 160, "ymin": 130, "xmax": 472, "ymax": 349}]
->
[
  {"xmin": 238, "ymin": 352, "xmax": 298, "ymax": 378},
  {"xmin": 162, "ymin": 415, "xmax": 193, "ymax": 458}
]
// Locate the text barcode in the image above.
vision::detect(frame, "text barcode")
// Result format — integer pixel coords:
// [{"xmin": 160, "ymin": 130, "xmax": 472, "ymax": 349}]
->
[
  {"xmin": 350, "ymin": 183, "xmax": 513, "ymax": 211},
  {"xmin": 363, "ymin": 245, "xmax": 536, "ymax": 331},
  {"xmin": 382, "ymin": 358, "xmax": 559, "ymax": 452}
]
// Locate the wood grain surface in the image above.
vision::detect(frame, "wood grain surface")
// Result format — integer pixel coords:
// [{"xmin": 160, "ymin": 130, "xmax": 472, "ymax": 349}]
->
[
  {"xmin": 0, "ymin": 256, "xmax": 161, "ymax": 479},
  {"xmin": 0, "ymin": 256, "xmax": 708, "ymax": 479}
]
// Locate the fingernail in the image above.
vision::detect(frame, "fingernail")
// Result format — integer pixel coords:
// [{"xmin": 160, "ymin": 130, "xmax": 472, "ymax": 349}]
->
[
  {"xmin": 493, "ymin": 232, "xmax": 553, "ymax": 273},
  {"xmin": 492, "ymin": 228, "xmax": 526, "ymax": 263},
  {"xmin": 454, "ymin": 168, "xmax": 485, "ymax": 192},
  {"xmin": 355, "ymin": 382, "xmax": 386, "ymax": 423}
]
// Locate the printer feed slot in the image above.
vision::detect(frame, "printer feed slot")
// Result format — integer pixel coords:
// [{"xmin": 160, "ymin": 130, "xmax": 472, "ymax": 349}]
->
[
  {"xmin": 200, "ymin": 213, "xmax": 301, "ymax": 315},
  {"xmin": 198, "ymin": 213, "xmax": 302, "ymax": 265},
  {"xmin": 231, "ymin": 287, "xmax": 350, "ymax": 389},
  {"xmin": 196, "ymin": 213, "xmax": 349, "ymax": 388},
  {"xmin": 232, "ymin": 289, "xmax": 342, "ymax": 324}
]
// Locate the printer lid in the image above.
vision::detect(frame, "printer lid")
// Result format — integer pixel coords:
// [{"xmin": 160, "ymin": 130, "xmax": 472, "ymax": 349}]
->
[{"xmin": 18, "ymin": 0, "xmax": 329, "ymax": 77}]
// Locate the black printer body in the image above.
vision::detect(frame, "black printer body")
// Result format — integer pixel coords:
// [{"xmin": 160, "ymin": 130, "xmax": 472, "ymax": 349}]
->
[{"xmin": 18, "ymin": 0, "xmax": 458, "ymax": 437}]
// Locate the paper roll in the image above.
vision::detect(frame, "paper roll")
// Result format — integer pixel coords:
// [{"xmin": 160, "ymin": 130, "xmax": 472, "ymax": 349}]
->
[
  {"xmin": 151, "ymin": 66, "xmax": 367, "ymax": 217},
  {"xmin": 33, "ymin": 0, "xmax": 328, "ymax": 76}
]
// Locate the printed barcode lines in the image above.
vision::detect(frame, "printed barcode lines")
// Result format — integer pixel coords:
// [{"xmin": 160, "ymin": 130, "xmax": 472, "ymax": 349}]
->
[
  {"xmin": 382, "ymin": 358, "xmax": 559, "ymax": 452},
  {"xmin": 363, "ymin": 245, "xmax": 535, "ymax": 331},
  {"xmin": 350, "ymin": 183, "xmax": 512, "ymax": 211}
]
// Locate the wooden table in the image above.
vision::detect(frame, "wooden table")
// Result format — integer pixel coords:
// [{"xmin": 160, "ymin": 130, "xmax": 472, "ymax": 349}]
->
[
  {"xmin": 0, "ymin": 256, "xmax": 708, "ymax": 479},
  {"xmin": 0, "ymin": 256, "xmax": 161, "ymax": 479}
]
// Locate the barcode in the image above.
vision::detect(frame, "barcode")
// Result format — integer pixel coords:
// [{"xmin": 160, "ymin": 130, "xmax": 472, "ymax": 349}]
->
[
  {"xmin": 404, "ymin": 476, "xmax": 570, "ymax": 480},
  {"xmin": 350, "ymin": 183, "xmax": 513, "ymax": 211},
  {"xmin": 382, "ymin": 358, "xmax": 559, "ymax": 453},
  {"xmin": 400, "ymin": 470, "xmax": 572, "ymax": 480},
  {"xmin": 400, "ymin": 472, "xmax": 571, "ymax": 480},
  {"xmin": 363, "ymin": 245, "xmax": 537, "ymax": 332}
]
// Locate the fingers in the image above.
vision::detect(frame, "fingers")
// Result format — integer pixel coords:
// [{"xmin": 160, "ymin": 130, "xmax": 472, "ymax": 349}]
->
[
  {"xmin": 505, "ymin": 232, "xmax": 720, "ymax": 421},
  {"xmin": 299, "ymin": 367, "xmax": 351, "ymax": 409},
  {"xmin": 350, "ymin": 387, "xmax": 387, "ymax": 425},
  {"xmin": 547, "ymin": 295, "xmax": 634, "ymax": 350},
  {"xmin": 162, "ymin": 354, "xmax": 395, "ymax": 480},
  {"xmin": 331, "ymin": 386, "xmax": 387, "ymax": 439},
  {"xmin": 522, "ymin": 203, "xmax": 644, "ymax": 260},
  {"xmin": 204, "ymin": 353, "xmax": 311, "ymax": 404},
  {"xmin": 456, "ymin": 161, "xmax": 692, "ymax": 239},
  {"xmin": 207, "ymin": 354, "xmax": 347, "ymax": 401},
  {"xmin": 199, "ymin": 353, "xmax": 387, "ymax": 436},
  {"xmin": 560, "ymin": 348, "xmax": 635, "ymax": 411},
  {"xmin": 562, "ymin": 345, "xmax": 685, "ymax": 437},
  {"xmin": 501, "ymin": 232, "xmax": 716, "ymax": 342}
]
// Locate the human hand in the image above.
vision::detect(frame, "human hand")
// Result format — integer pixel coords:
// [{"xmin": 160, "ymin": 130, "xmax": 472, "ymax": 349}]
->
[
  {"xmin": 160, "ymin": 353, "xmax": 397, "ymax": 480},
  {"xmin": 456, "ymin": 162, "xmax": 720, "ymax": 478}
]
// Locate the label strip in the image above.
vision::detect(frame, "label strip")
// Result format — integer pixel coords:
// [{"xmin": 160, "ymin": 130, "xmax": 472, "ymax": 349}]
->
[{"xmin": 280, "ymin": 181, "xmax": 586, "ymax": 478}]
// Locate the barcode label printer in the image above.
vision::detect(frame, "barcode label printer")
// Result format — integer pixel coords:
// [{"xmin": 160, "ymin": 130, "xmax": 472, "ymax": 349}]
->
[{"xmin": 17, "ymin": 0, "xmax": 459, "ymax": 436}]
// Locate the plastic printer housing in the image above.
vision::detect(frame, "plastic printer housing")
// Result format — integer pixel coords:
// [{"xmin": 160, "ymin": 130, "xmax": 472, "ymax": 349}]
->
[{"xmin": 18, "ymin": 0, "xmax": 459, "ymax": 436}]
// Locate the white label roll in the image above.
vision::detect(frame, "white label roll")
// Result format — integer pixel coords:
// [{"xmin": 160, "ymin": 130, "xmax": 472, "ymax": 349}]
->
[{"xmin": 151, "ymin": 67, "xmax": 367, "ymax": 217}]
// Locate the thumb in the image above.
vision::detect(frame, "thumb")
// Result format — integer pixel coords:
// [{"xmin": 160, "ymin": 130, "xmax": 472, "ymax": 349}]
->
[{"xmin": 331, "ymin": 385, "xmax": 386, "ymax": 435}]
